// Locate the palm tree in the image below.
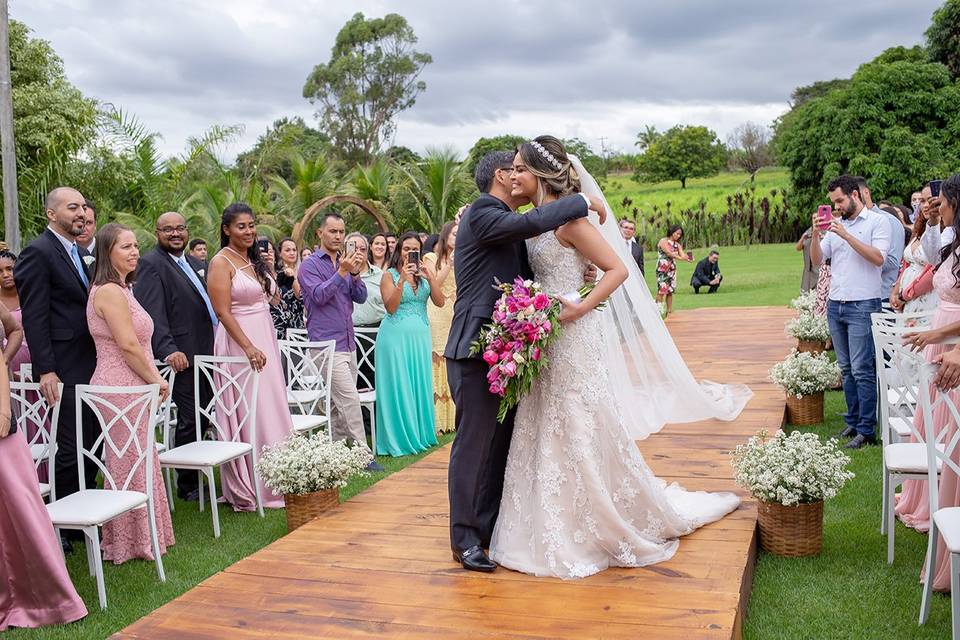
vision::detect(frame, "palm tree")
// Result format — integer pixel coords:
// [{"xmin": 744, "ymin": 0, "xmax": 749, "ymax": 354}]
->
[
  {"xmin": 396, "ymin": 147, "xmax": 475, "ymax": 232},
  {"xmin": 183, "ymin": 170, "xmax": 282, "ymax": 245},
  {"xmin": 635, "ymin": 125, "xmax": 660, "ymax": 152},
  {"xmin": 266, "ymin": 151, "xmax": 344, "ymax": 225}
]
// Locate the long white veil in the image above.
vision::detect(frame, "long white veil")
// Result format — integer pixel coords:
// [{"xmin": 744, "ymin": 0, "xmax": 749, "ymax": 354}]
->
[{"xmin": 570, "ymin": 155, "xmax": 753, "ymax": 439}]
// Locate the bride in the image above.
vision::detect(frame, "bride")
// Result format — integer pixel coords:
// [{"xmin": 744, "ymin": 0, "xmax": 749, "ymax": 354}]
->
[{"xmin": 488, "ymin": 136, "xmax": 750, "ymax": 579}]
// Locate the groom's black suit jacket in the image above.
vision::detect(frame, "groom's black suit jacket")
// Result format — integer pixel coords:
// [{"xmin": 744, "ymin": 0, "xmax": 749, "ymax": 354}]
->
[{"xmin": 444, "ymin": 193, "xmax": 589, "ymax": 360}]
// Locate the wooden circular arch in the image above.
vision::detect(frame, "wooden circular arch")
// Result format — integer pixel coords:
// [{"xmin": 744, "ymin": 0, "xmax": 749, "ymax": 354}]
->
[{"xmin": 292, "ymin": 195, "xmax": 388, "ymax": 248}]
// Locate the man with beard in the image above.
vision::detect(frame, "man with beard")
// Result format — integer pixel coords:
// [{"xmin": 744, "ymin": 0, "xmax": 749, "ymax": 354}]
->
[
  {"xmin": 14, "ymin": 187, "xmax": 97, "ymax": 548},
  {"xmin": 133, "ymin": 211, "xmax": 217, "ymax": 501},
  {"xmin": 811, "ymin": 175, "xmax": 891, "ymax": 450}
]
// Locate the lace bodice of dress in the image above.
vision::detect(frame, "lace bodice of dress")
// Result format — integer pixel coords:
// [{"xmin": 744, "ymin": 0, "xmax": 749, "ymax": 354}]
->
[
  {"xmin": 526, "ymin": 232, "xmax": 588, "ymax": 296},
  {"xmin": 386, "ymin": 268, "xmax": 430, "ymax": 324},
  {"xmin": 934, "ymin": 252, "xmax": 960, "ymax": 305},
  {"xmin": 87, "ymin": 284, "xmax": 156, "ymax": 381}
]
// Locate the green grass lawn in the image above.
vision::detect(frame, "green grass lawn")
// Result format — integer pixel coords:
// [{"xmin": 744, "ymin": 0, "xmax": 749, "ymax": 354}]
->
[{"xmin": 7, "ymin": 432, "xmax": 455, "ymax": 640}]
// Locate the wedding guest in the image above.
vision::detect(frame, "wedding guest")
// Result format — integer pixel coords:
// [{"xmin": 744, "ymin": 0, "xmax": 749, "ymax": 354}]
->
[
  {"xmin": 207, "ymin": 203, "xmax": 294, "ymax": 510},
  {"xmin": 376, "ymin": 232, "xmax": 444, "ymax": 455},
  {"xmin": 273, "ymin": 237, "xmax": 306, "ymax": 339},
  {"xmin": 0, "ymin": 350, "xmax": 87, "ymax": 631},
  {"xmin": 14, "ymin": 187, "xmax": 97, "ymax": 537},
  {"xmin": 299, "ymin": 214, "xmax": 382, "ymax": 470},
  {"xmin": 810, "ymin": 174, "xmax": 891, "ymax": 449},
  {"xmin": 300, "ymin": 247, "xmax": 312, "ymax": 261},
  {"xmin": 796, "ymin": 228, "xmax": 821, "ymax": 293},
  {"xmin": 134, "ymin": 211, "xmax": 217, "ymax": 502},
  {"xmin": 656, "ymin": 224, "xmax": 693, "ymax": 316},
  {"xmin": 87, "ymin": 223, "xmax": 175, "ymax": 562},
  {"xmin": 690, "ymin": 250, "xmax": 722, "ymax": 294},
  {"xmin": 76, "ymin": 199, "xmax": 97, "ymax": 254},
  {"xmin": 385, "ymin": 232, "xmax": 398, "ymax": 257},
  {"xmin": 188, "ymin": 238, "xmax": 208, "ymax": 268},
  {"xmin": 349, "ymin": 233, "xmax": 385, "ymax": 328},
  {"xmin": 423, "ymin": 221, "xmax": 458, "ymax": 434},
  {"xmin": 890, "ymin": 186, "xmax": 938, "ymax": 315},
  {"xmin": 0, "ymin": 250, "xmax": 25, "ymax": 371},
  {"xmin": 910, "ymin": 190, "xmax": 924, "ymax": 224},
  {"xmin": 856, "ymin": 177, "xmax": 904, "ymax": 312},
  {"xmin": 619, "ymin": 218, "xmax": 645, "ymax": 276},
  {"xmin": 369, "ymin": 232, "xmax": 390, "ymax": 270}
]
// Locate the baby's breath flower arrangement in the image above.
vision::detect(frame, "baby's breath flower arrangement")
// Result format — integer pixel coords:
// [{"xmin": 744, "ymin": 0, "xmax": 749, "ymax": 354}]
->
[
  {"xmin": 786, "ymin": 312, "xmax": 831, "ymax": 343},
  {"xmin": 257, "ymin": 433, "xmax": 371, "ymax": 496},
  {"xmin": 770, "ymin": 350, "xmax": 840, "ymax": 398},
  {"xmin": 789, "ymin": 290, "xmax": 817, "ymax": 315}
]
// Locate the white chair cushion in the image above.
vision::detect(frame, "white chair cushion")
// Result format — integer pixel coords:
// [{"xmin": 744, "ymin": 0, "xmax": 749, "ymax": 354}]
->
[
  {"xmin": 358, "ymin": 390, "xmax": 375, "ymax": 403},
  {"xmin": 47, "ymin": 489, "xmax": 147, "ymax": 526},
  {"xmin": 158, "ymin": 441, "xmax": 252, "ymax": 467},
  {"xmin": 291, "ymin": 414, "xmax": 328, "ymax": 433},
  {"xmin": 38, "ymin": 482, "xmax": 50, "ymax": 498},
  {"xmin": 888, "ymin": 416, "xmax": 914, "ymax": 439},
  {"xmin": 884, "ymin": 442, "xmax": 943, "ymax": 474},
  {"xmin": 934, "ymin": 507, "xmax": 960, "ymax": 553},
  {"xmin": 29, "ymin": 443, "xmax": 48, "ymax": 461},
  {"xmin": 287, "ymin": 389, "xmax": 323, "ymax": 405}
]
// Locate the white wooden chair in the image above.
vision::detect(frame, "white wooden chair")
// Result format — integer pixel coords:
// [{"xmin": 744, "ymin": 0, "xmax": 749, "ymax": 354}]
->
[
  {"xmin": 158, "ymin": 356, "xmax": 262, "ymax": 538},
  {"xmin": 278, "ymin": 339, "xmax": 335, "ymax": 438},
  {"xmin": 355, "ymin": 326, "xmax": 378, "ymax": 452},
  {"xmin": 872, "ymin": 322, "xmax": 945, "ymax": 564},
  {"xmin": 46, "ymin": 383, "xmax": 164, "ymax": 610},
  {"xmin": 285, "ymin": 327, "xmax": 309, "ymax": 342},
  {"xmin": 918, "ymin": 363, "xmax": 960, "ymax": 638},
  {"xmin": 10, "ymin": 380, "xmax": 62, "ymax": 499},
  {"xmin": 872, "ymin": 312, "xmax": 931, "ymax": 441},
  {"xmin": 18, "ymin": 362, "xmax": 32, "ymax": 381},
  {"xmin": 153, "ymin": 361, "xmax": 177, "ymax": 510}
]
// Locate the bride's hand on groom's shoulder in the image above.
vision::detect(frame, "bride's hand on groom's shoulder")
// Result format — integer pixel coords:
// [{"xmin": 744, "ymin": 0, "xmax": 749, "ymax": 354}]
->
[{"xmin": 586, "ymin": 195, "xmax": 607, "ymax": 224}]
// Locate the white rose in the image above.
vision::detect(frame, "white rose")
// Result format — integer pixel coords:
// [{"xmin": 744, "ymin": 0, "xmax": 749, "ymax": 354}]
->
[
  {"xmin": 198, "ymin": 269, "xmax": 205, "ymax": 277},
  {"xmin": 513, "ymin": 352, "xmax": 525, "ymax": 364},
  {"xmin": 82, "ymin": 255, "xmax": 95, "ymax": 266}
]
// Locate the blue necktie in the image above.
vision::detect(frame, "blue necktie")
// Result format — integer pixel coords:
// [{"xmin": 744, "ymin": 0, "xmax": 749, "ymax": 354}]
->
[
  {"xmin": 69, "ymin": 244, "xmax": 89, "ymax": 288},
  {"xmin": 176, "ymin": 256, "xmax": 218, "ymax": 326}
]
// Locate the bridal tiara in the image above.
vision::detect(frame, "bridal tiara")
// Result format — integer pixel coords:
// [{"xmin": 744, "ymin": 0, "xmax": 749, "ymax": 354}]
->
[{"xmin": 529, "ymin": 140, "xmax": 564, "ymax": 171}]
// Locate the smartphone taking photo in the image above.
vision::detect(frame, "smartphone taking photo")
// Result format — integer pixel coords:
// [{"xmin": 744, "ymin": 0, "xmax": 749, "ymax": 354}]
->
[
  {"xmin": 407, "ymin": 250, "xmax": 420, "ymax": 273},
  {"xmin": 256, "ymin": 238, "xmax": 270, "ymax": 254},
  {"xmin": 816, "ymin": 205, "xmax": 833, "ymax": 230},
  {"xmin": 931, "ymin": 180, "xmax": 943, "ymax": 198},
  {"xmin": 346, "ymin": 239, "xmax": 357, "ymax": 256}
]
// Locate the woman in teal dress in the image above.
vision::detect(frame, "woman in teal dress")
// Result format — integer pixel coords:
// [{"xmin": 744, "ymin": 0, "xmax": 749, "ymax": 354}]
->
[{"xmin": 375, "ymin": 232, "xmax": 446, "ymax": 455}]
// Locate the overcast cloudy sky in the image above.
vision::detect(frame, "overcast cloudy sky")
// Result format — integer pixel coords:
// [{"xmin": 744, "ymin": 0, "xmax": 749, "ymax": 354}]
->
[{"xmin": 10, "ymin": 0, "xmax": 944, "ymax": 161}]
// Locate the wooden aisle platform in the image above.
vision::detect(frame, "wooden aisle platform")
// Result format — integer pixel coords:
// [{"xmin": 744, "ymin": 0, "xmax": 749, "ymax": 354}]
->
[{"xmin": 117, "ymin": 306, "xmax": 794, "ymax": 640}]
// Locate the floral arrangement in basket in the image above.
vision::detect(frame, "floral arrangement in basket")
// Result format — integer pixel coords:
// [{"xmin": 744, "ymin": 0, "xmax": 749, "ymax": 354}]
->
[
  {"xmin": 257, "ymin": 433, "xmax": 372, "ymax": 496},
  {"xmin": 470, "ymin": 277, "xmax": 598, "ymax": 423},
  {"xmin": 789, "ymin": 290, "xmax": 817, "ymax": 315},
  {"xmin": 731, "ymin": 430, "xmax": 854, "ymax": 506},
  {"xmin": 786, "ymin": 312, "xmax": 831, "ymax": 342},
  {"xmin": 769, "ymin": 350, "xmax": 840, "ymax": 398}
]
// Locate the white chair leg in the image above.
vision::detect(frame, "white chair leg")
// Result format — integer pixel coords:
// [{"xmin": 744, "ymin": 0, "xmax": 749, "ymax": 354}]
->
[
  {"xmin": 370, "ymin": 404, "xmax": 377, "ymax": 454},
  {"xmin": 880, "ymin": 466, "xmax": 889, "ymax": 535},
  {"xmin": 887, "ymin": 477, "xmax": 897, "ymax": 564},
  {"xmin": 952, "ymin": 553, "xmax": 960, "ymax": 640},
  {"xmin": 164, "ymin": 467, "xmax": 175, "ymax": 513},
  {"xmin": 205, "ymin": 468, "xmax": 221, "ymax": 539},
  {"xmin": 921, "ymin": 522, "xmax": 939, "ymax": 624},
  {"xmin": 85, "ymin": 531, "xmax": 96, "ymax": 576},
  {"xmin": 54, "ymin": 527, "xmax": 66, "ymax": 563},
  {"xmin": 250, "ymin": 457, "xmax": 265, "ymax": 519},
  {"xmin": 86, "ymin": 526, "xmax": 107, "ymax": 610},
  {"xmin": 198, "ymin": 472, "xmax": 206, "ymax": 513},
  {"xmin": 146, "ymin": 498, "xmax": 166, "ymax": 582}
]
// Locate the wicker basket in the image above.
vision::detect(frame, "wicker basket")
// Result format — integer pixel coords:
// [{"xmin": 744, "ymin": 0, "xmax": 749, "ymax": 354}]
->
[
  {"xmin": 757, "ymin": 500, "xmax": 824, "ymax": 557},
  {"xmin": 796, "ymin": 339, "xmax": 826, "ymax": 354},
  {"xmin": 785, "ymin": 392, "xmax": 824, "ymax": 425},
  {"xmin": 284, "ymin": 487, "xmax": 340, "ymax": 532}
]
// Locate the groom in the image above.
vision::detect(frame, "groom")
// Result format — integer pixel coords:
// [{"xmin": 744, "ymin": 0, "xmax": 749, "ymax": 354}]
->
[{"xmin": 446, "ymin": 150, "xmax": 605, "ymax": 572}]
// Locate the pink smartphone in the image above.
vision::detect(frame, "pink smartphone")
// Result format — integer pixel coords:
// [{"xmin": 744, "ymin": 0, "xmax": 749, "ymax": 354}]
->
[{"xmin": 816, "ymin": 205, "xmax": 833, "ymax": 230}]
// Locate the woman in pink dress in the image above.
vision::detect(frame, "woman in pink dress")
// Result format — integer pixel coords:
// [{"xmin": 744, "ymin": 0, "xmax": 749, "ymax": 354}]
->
[
  {"xmin": 87, "ymin": 223, "xmax": 174, "ymax": 564},
  {"xmin": 0, "ymin": 250, "xmax": 26, "ymax": 373},
  {"xmin": 0, "ymin": 344, "xmax": 88, "ymax": 630},
  {"xmin": 899, "ymin": 175, "xmax": 960, "ymax": 590},
  {"xmin": 207, "ymin": 203, "xmax": 294, "ymax": 511}
]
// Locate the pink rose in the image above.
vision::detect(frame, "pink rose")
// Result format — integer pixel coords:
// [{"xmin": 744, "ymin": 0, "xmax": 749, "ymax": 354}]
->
[
  {"xmin": 492, "ymin": 310, "xmax": 507, "ymax": 323},
  {"xmin": 533, "ymin": 293, "xmax": 550, "ymax": 310},
  {"xmin": 502, "ymin": 361, "xmax": 517, "ymax": 377},
  {"xmin": 486, "ymin": 368, "xmax": 500, "ymax": 383},
  {"xmin": 543, "ymin": 320, "xmax": 552, "ymax": 333},
  {"xmin": 483, "ymin": 350, "xmax": 499, "ymax": 365},
  {"xmin": 531, "ymin": 347, "xmax": 542, "ymax": 361}
]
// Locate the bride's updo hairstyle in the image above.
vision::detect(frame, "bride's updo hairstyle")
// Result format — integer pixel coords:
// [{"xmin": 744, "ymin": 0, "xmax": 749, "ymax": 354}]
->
[{"xmin": 517, "ymin": 135, "xmax": 581, "ymax": 203}]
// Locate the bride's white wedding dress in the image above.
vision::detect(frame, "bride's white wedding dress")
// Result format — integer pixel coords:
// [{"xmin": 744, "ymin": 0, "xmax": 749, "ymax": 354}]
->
[{"xmin": 488, "ymin": 230, "xmax": 741, "ymax": 579}]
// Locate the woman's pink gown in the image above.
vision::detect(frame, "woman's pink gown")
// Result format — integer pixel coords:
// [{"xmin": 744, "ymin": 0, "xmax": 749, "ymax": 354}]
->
[
  {"xmin": 3, "ymin": 307, "xmax": 48, "ymax": 484},
  {"xmin": 87, "ymin": 285, "xmax": 175, "ymax": 564},
  {"xmin": 213, "ymin": 257, "xmax": 293, "ymax": 511},
  {"xmin": 894, "ymin": 252, "xmax": 960, "ymax": 590},
  {"xmin": 0, "ymin": 427, "xmax": 87, "ymax": 630}
]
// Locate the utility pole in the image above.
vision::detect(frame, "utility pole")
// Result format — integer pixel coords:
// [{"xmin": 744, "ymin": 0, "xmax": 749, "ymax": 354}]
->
[{"xmin": 0, "ymin": 0, "xmax": 18, "ymax": 252}]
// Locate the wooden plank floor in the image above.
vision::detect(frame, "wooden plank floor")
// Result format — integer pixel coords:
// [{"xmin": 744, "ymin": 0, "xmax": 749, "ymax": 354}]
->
[{"xmin": 117, "ymin": 306, "xmax": 794, "ymax": 640}]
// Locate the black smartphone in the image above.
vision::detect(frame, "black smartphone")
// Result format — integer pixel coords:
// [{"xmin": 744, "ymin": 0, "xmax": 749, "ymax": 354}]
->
[
  {"xmin": 256, "ymin": 238, "xmax": 270, "ymax": 254},
  {"xmin": 407, "ymin": 250, "xmax": 420, "ymax": 272},
  {"xmin": 931, "ymin": 179, "xmax": 943, "ymax": 198}
]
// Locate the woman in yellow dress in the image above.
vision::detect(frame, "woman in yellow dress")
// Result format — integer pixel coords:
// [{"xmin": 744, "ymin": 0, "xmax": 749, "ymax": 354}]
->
[{"xmin": 422, "ymin": 220, "xmax": 458, "ymax": 433}]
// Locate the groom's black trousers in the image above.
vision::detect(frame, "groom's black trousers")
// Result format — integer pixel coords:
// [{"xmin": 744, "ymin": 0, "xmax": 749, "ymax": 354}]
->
[{"xmin": 447, "ymin": 357, "xmax": 516, "ymax": 552}]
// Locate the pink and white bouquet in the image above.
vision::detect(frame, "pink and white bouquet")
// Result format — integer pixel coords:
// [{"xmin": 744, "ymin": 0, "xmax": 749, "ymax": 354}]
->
[{"xmin": 471, "ymin": 277, "xmax": 596, "ymax": 422}]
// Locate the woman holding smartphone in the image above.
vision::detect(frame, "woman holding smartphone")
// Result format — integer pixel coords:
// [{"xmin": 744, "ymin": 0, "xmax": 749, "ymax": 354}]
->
[
  {"xmin": 656, "ymin": 224, "xmax": 693, "ymax": 317},
  {"xmin": 375, "ymin": 232, "xmax": 444, "ymax": 456}
]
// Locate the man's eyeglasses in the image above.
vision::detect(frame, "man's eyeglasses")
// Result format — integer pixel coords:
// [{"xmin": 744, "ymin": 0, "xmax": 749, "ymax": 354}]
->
[{"xmin": 158, "ymin": 225, "xmax": 187, "ymax": 234}]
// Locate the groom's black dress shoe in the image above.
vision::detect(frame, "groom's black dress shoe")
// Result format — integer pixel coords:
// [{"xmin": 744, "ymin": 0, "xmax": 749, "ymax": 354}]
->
[
  {"xmin": 452, "ymin": 546, "xmax": 497, "ymax": 573},
  {"xmin": 836, "ymin": 426, "xmax": 857, "ymax": 439}
]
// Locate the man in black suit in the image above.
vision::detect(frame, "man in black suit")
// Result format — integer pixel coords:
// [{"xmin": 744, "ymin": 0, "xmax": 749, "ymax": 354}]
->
[
  {"xmin": 691, "ymin": 250, "xmax": 723, "ymax": 294},
  {"xmin": 134, "ymin": 211, "xmax": 217, "ymax": 501},
  {"xmin": 445, "ymin": 151, "xmax": 606, "ymax": 572},
  {"xmin": 619, "ymin": 218, "xmax": 645, "ymax": 275},
  {"xmin": 14, "ymin": 187, "xmax": 97, "ymax": 509}
]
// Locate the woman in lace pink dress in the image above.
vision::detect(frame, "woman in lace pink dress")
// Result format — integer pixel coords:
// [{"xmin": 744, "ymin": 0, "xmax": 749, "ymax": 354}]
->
[
  {"xmin": 207, "ymin": 203, "xmax": 293, "ymax": 511},
  {"xmin": 87, "ymin": 224, "xmax": 174, "ymax": 564}
]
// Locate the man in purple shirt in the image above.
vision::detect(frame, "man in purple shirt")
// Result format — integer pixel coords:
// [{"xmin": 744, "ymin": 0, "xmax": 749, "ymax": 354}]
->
[{"xmin": 299, "ymin": 213, "xmax": 381, "ymax": 469}]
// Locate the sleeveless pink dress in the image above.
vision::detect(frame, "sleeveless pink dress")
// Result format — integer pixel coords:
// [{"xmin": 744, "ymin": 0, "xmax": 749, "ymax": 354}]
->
[
  {"xmin": 87, "ymin": 284, "xmax": 175, "ymax": 564},
  {"xmin": 0, "ymin": 431, "xmax": 87, "ymax": 630},
  {"xmin": 4, "ymin": 306, "xmax": 48, "ymax": 483},
  {"xmin": 213, "ymin": 256, "xmax": 293, "ymax": 511}
]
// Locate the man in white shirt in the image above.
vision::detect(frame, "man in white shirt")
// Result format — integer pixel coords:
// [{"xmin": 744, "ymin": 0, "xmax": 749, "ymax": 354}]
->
[
  {"xmin": 76, "ymin": 200, "xmax": 97, "ymax": 255},
  {"xmin": 811, "ymin": 175, "xmax": 891, "ymax": 449}
]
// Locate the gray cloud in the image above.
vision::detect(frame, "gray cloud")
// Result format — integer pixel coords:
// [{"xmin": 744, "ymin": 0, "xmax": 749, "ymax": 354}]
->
[{"xmin": 9, "ymin": 0, "xmax": 943, "ymax": 158}]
